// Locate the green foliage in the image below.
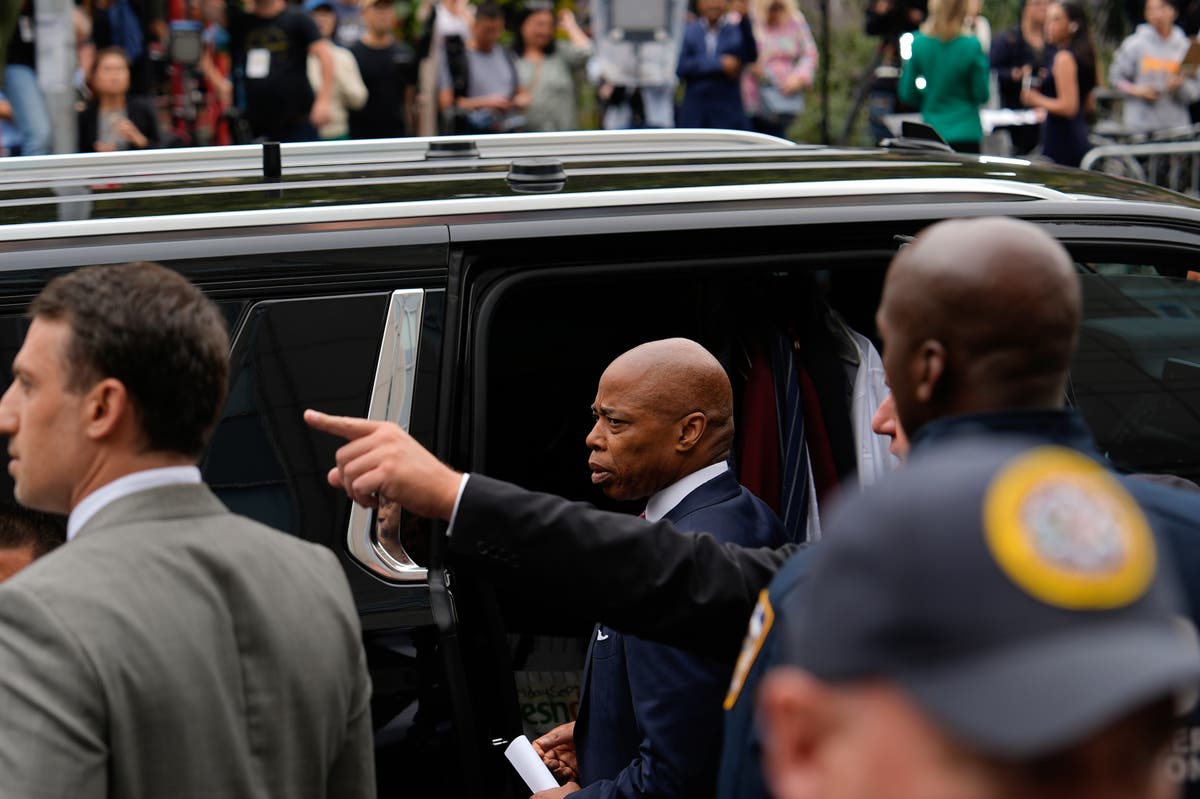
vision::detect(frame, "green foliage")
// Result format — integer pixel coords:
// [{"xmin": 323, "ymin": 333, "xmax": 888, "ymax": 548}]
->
[{"xmin": 787, "ymin": 20, "xmax": 878, "ymax": 145}]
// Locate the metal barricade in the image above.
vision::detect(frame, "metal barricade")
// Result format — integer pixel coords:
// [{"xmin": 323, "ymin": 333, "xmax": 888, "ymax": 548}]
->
[{"xmin": 1081, "ymin": 124, "xmax": 1200, "ymax": 196}]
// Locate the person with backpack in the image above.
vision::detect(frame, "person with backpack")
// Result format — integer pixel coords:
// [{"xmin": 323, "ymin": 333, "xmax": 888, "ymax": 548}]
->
[{"xmin": 436, "ymin": 2, "xmax": 529, "ymax": 134}]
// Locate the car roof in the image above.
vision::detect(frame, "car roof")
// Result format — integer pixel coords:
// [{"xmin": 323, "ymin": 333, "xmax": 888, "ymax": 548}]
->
[{"xmin": 0, "ymin": 129, "xmax": 1196, "ymax": 238}]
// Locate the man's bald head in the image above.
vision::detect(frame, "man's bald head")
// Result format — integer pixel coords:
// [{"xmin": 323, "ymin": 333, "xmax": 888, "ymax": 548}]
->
[
  {"xmin": 608, "ymin": 338, "xmax": 734, "ymax": 428},
  {"xmin": 586, "ymin": 338, "xmax": 735, "ymax": 501},
  {"xmin": 876, "ymin": 218, "xmax": 1081, "ymax": 438}
]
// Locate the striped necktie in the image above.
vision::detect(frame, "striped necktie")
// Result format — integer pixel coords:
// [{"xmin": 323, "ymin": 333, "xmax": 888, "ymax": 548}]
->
[{"xmin": 770, "ymin": 332, "xmax": 811, "ymax": 544}]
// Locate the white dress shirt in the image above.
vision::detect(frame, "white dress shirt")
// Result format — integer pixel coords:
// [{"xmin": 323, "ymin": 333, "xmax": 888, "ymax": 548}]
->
[
  {"xmin": 67, "ymin": 466, "xmax": 203, "ymax": 541},
  {"xmin": 643, "ymin": 461, "xmax": 729, "ymax": 522}
]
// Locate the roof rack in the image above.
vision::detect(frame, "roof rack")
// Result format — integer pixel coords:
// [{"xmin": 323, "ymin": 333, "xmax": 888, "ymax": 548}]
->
[
  {"xmin": 0, "ymin": 177, "xmax": 1080, "ymax": 243},
  {"xmin": 880, "ymin": 121, "xmax": 955, "ymax": 154},
  {"xmin": 0, "ymin": 129, "xmax": 796, "ymax": 187}
]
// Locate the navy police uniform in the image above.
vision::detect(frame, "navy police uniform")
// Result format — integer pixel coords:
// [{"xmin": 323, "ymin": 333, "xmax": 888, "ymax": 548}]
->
[{"xmin": 716, "ymin": 408, "xmax": 1200, "ymax": 799}]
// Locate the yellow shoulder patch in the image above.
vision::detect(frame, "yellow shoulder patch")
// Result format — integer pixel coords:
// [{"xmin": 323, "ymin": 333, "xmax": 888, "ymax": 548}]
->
[
  {"xmin": 984, "ymin": 447, "xmax": 1155, "ymax": 610},
  {"xmin": 724, "ymin": 589, "xmax": 775, "ymax": 711}
]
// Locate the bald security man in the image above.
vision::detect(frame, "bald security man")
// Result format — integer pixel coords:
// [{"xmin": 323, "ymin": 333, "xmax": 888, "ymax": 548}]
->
[
  {"xmin": 532, "ymin": 338, "xmax": 786, "ymax": 799},
  {"xmin": 306, "ymin": 217, "xmax": 1200, "ymax": 797}
]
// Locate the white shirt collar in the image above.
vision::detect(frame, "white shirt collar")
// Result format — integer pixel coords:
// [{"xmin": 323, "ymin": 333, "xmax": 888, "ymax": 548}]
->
[
  {"xmin": 643, "ymin": 461, "xmax": 730, "ymax": 523},
  {"xmin": 67, "ymin": 466, "xmax": 202, "ymax": 541}
]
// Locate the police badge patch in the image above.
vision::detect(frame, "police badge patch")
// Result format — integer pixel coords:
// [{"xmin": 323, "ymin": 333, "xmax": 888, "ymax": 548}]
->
[
  {"xmin": 983, "ymin": 447, "xmax": 1156, "ymax": 610},
  {"xmin": 724, "ymin": 589, "xmax": 775, "ymax": 710}
]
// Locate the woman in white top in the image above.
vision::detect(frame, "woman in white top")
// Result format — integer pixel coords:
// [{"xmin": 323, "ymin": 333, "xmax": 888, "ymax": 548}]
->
[{"xmin": 307, "ymin": 0, "xmax": 369, "ymax": 140}]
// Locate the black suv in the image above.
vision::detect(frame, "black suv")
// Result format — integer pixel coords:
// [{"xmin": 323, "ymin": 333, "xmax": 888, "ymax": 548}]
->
[{"xmin": 1, "ymin": 130, "xmax": 1198, "ymax": 796}]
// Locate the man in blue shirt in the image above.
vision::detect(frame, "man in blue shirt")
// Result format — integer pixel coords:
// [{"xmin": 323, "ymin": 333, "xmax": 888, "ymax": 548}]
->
[{"xmin": 676, "ymin": 0, "xmax": 757, "ymax": 128}]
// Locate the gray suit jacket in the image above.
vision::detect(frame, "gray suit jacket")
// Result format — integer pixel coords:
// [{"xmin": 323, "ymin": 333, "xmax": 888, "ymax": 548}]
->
[{"xmin": 0, "ymin": 483, "xmax": 374, "ymax": 799}]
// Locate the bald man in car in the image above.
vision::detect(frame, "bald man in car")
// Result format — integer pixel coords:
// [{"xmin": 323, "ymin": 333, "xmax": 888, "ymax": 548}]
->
[{"xmin": 533, "ymin": 338, "xmax": 786, "ymax": 799}]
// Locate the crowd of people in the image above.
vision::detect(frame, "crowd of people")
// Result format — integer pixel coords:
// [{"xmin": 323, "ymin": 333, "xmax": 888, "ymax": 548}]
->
[
  {"xmin": 897, "ymin": 0, "xmax": 1200, "ymax": 164},
  {"xmin": 3, "ymin": 0, "xmax": 1200, "ymax": 164},
  {"xmin": 0, "ymin": 0, "xmax": 817, "ymax": 151}
]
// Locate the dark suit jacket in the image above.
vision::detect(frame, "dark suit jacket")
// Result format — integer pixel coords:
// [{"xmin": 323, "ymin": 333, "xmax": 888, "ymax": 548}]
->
[
  {"xmin": 0, "ymin": 483, "xmax": 374, "ymax": 799},
  {"xmin": 676, "ymin": 18, "xmax": 755, "ymax": 129},
  {"xmin": 452, "ymin": 473, "xmax": 796, "ymax": 663},
  {"xmin": 77, "ymin": 94, "xmax": 160, "ymax": 152},
  {"xmin": 573, "ymin": 470, "xmax": 787, "ymax": 798}
]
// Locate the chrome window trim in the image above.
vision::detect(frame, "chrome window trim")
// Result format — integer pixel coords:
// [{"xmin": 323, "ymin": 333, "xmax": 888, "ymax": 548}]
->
[{"xmin": 347, "ymin": 289, "xmax": 427, "ymax": 582}]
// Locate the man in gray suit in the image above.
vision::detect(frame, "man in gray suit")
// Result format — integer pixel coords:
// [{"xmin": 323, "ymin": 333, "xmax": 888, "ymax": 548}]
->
[{"xmin": 0, "ymin": 262, "xmax": 374, "ymax": 798}]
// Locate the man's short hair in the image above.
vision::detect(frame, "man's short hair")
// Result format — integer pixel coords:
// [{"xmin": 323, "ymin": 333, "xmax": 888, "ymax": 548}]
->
[
  {"xmin": 475, "ymin": 2, "xmax": 504, "ymax": 21},
  {"xmin": 30, "ymin": 262, "xmax": 229, "ymax": 458},
  {"xmin": 0, "ymin": 502, "xmax": 66, "ymax": 559}
]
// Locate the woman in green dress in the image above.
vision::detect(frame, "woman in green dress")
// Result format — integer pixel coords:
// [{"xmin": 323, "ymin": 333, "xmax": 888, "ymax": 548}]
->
[{"xmin": 899, "ymin": 0, "xmax": 991, "ymax": 152}]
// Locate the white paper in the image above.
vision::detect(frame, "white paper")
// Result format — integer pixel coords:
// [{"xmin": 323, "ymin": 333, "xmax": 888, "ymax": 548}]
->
[{"xmin": 504, "ymin": 735, "xmax": 559, "ymax": 793}]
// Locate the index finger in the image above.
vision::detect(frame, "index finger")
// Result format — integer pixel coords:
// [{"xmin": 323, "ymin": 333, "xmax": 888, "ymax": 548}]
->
[{"xmin": 304, "ymin": 409, "xmax": 384, "ymax": 441}]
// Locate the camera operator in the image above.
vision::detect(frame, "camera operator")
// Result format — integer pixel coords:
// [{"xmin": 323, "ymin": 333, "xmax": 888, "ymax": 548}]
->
[{"xmin": 437, "ymin": 2, "xmax": 528, "ymax": 134}]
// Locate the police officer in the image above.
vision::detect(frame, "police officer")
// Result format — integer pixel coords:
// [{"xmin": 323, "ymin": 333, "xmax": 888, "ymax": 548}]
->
[{"xmin": 759, "ymin": 439, "xmax": 1200, "ymax": 799}]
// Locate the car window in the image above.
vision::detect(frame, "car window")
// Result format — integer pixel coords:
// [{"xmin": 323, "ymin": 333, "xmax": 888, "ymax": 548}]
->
[
  {"xmin": 201, "ymin": 293, "xmax": 390, "ymax": 545},
  {"xmin": 1072, "ymin": 264, "xmax": 1200, "ymax": 484}
]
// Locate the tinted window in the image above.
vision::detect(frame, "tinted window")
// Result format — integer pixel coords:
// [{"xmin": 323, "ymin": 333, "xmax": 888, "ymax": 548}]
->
[
  {"xmin": 201, "ymin": 293, "xmax": 389, "ymax": 546},
  {"xmin": 1072, "ymin": 264, "xmax": 1200, "ymax": 484}
]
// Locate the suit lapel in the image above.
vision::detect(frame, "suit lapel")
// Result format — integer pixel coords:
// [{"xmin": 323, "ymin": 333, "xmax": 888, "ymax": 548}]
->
[{"xmin": 664, "ymin": 470, "xmax": 740, "ymax": 524}]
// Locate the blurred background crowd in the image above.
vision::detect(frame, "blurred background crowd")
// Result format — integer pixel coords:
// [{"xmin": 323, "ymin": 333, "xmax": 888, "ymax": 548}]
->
[{"xmin": 3, "ymin": 0, "xmax": 1200, "ymax": 166}]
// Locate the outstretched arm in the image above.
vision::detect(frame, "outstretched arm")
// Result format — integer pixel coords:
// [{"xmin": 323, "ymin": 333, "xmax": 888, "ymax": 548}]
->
[{"xmin": 305, "ymin": 411, "xmax": 794, "ymax": 662}]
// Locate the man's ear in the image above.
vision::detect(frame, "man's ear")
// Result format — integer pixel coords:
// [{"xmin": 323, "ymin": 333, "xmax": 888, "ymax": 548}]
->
[
  {"xmin": 83, "ymin": 378, "xmax": 133, "ymax": 443},
  {"xmin": 757, "ymin": 667, "xmax": 836, "ymax": 799},
  {"xmin": 912, "ymin": 338, "xmax": 946, "ymax": 405},
  {"xmin": 676, "ymin": 411, "xmax": 707, "ymax": 452}
]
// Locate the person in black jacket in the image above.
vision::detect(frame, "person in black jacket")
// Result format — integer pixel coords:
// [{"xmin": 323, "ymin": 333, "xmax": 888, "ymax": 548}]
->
[
  {"xmin": 78, "ymin": 46, "xmax": 159, "ymax": 152},
  {"xmin": 989, "ymin": 0, "xmax": 1048, "ymax": 153},
  {"xmin": 349, "ymin": 0, "xmax": 417, "ymax": 139}
]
